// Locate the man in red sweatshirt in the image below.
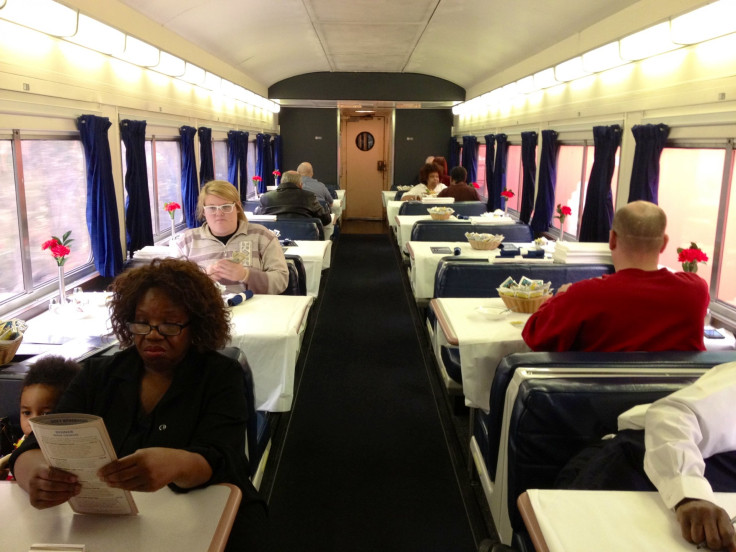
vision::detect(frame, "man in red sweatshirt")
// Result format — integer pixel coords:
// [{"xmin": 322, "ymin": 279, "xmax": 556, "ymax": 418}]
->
[{"xmin": 522, "ymin": 200, "xmax": 709, "ymax": 351}]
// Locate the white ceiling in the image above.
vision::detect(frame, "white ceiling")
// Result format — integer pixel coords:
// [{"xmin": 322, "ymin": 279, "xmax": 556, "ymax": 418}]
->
[{"xmin": 117, "ymin": 0, "xmax": 641, "ymax": 92}]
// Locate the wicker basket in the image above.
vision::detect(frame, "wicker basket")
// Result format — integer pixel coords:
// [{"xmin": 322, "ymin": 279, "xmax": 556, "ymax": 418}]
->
[
  {"xmin": 466, "ymin": 233, "xmax": 504, "ymax": 250},
  {"xmin": 428, "ymin": 207, "xmax": 454, "ymax": 220},
  {"xmin": 429, "ymin": 212, "xmax": 452, "ymax": 220},
  {"xmin": 0, "ymin": 334, "xmax": 23, "ymax": 365},
  {"xmin": 500, "ymin": 294, "xmax": 552, "ymax": 314}
]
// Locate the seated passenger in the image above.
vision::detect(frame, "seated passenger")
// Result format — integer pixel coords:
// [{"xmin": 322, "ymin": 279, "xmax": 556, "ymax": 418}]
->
[
  {"xmin": 402, "ymin": 163, "xmax": 447, "ymax": 200},
  {"xmin": 437, "ymin": 166, "xmax": 480, "ymax": 201},
  {"xmin": 9, "ymin": 258, "xmax": 270, "ymax": 551},
  {"xmin": 0, "ymin": 356, "xmax": 81, "ymax": 479},
  {"xmin": 174, "ymin": 180, "xmax": 288, "ymax": 295},
  {"xmin": 258, "ymin": 170, "xmax": 332, "ymax": 227},
  {"xmin": 296, "ymin": 162, "xmax": 333, "ymax": 206},
  {"xmin": 522, "ymin": 200, "xmax": 709, "ymax": 351},
  {"xmin": 433, "ymin": 156, "xmax": 451, "ymax": 186},
  {"xmin": 644, "ymin": 362, "xmax": 736, "ymax": 551}
]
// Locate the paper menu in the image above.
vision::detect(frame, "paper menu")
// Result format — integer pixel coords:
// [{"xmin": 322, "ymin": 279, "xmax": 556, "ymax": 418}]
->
[{"xmin": 29, "ymin": 413, "xmax": 138, "ymax": 515}]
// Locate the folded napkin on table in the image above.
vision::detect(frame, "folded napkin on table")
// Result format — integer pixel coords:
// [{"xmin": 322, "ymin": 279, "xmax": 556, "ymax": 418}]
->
[{"xmin": 522, "ymin": 249, "xmax": 545, "ymax": 258}]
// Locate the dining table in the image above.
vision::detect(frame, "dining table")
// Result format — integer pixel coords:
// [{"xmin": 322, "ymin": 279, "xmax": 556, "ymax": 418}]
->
[
  {"xmin": 21, "ymin": 293, "xmax": 313, "ymax": 412},
  {"xmin": 283, "ymin": 239, "xmax": 331, "ymax": 296},
  {"xmin": 0, "ymin": 480, "xmax": 241, "ymax": 552},
  {"xmin": 518, "ymin": 489, "xmax": 736, "ymax": 552},
  {"xmin": 407, "ymin": 241, "xmax": 546, "ymax": 301}
]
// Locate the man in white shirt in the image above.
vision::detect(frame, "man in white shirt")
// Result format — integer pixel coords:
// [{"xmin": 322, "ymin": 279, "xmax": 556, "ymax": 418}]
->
[{"xmin": 644, "ymin": 361, "xmax": 736, "ymax": 551}]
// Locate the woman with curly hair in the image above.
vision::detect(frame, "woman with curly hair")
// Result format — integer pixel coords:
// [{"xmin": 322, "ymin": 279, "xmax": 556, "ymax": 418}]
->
[{"xmin": 10, "ymin": 258, "xmax": 271, "ymax": 551}]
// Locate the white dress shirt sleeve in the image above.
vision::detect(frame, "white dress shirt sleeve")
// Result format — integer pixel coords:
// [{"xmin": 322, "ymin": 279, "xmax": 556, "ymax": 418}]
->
[{"xmin": 643, "ymin": 361, "xmax": 736, "ymax": 509}]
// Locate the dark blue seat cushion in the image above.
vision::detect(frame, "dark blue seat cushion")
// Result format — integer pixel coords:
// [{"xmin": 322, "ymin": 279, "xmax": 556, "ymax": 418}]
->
[
  {"xmin": 440, "ymin": 346, "xmax": 462, "ymax": 383},
  {"xmin": 434, "ymin": 261, "xmax": 614, "ymax": 299},
  {"xmin": 399, "ymin": 201, "xmax": 487, "ymax": 217},
  {"xmin": 412, "ymin": 221, "xmax": 532, "ymax": 243},
  {"xmin": 258, "ymin": 218, "xmax": 324, "ymax": 240}
]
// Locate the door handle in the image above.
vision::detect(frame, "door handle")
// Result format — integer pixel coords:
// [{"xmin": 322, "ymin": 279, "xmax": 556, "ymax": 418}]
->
[{"xmin": 377, "ymin": 160, "xmax": 386, "ymax": 171}]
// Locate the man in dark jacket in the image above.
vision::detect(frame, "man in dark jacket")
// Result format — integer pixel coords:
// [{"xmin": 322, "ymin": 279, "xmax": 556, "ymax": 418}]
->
[{"xmin": 258, "ymin": 170, "xmax": 332, "ymax": 226}]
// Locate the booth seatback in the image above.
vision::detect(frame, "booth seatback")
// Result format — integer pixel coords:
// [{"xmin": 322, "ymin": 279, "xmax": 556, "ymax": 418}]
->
[
  {"xmin": 282, "ymin": 255, "xmax": 308, "ymax": 296},
  {"xmin": 258, "ymin": 219, "xmax": 324, "ymax": 240},
  {"xmin": 411, "ymin": 221, "xmax": 532, "ymax": 243},
  {"xmin": 399, "ymin": 201, "xmax": 487, "ymax": 217}
]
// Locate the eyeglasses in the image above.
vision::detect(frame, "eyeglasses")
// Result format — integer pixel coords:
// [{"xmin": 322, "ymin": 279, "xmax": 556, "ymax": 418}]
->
[
  {"xmin": 127, "ymin": 322, "xmax": 190, "ymax": 336},
  {"xmin": 203, "ymin": 203, "xmax": 236, "ymax": 215}
]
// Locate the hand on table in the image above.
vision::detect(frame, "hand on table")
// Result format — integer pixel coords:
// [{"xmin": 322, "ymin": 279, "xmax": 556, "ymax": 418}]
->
[
  {"xmin": 206, "ymin": 259, "xmax": 249, "ymax": 285},
  {"xmin": 676, "ymin": 499, "xmax": 736, "ymax": 551},
  {"xmin": 556, "ymin": 283, "xmax": 572, "ymax": 294}
]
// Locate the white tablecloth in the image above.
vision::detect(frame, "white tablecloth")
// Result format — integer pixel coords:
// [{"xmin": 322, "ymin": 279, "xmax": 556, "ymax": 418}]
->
[
  {"xmin": 283, "ymin": 240, "xmax": 331, "ymax": 296},
  {"xmin": 331, "ymin": 198, "xmax": 343, "ymax": 220},
  {"xmin": 22, "ymin": 293, "xmax": 313, "ymax": 412},
  {"xmin": 526, "ymin": 489, "xmax": 736, "ymax": 552},
  {"xmin": 433, "ymin": 297, "xmax": 531, "ymax": 411},
  {"xmin": 395, "ymin": 214, "xmax": 516, "ymax": 249},
  {"xmin": 335, "ymin": 190, "xmax": 346, "ymax": 214},
  {"xmin": 381, "ymin": 190, "xmax": 396, "ymax": 207},
  {"xmin": 408, "ymin": 241, "xmax": 539, "ymax": 301}
]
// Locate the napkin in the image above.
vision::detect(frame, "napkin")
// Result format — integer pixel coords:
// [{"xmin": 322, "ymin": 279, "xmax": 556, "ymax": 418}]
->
[
  {"xmin": 499, "ymin": 245, "xmax": 520, "ymax": 257},
  {"xmin": 522, "ymin": 249, "xmax": 545, "ymax": 258}
]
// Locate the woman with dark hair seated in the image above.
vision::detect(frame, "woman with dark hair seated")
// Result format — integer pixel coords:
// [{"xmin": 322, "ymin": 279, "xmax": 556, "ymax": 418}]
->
[
  {"xmin": 10, "ymin": 258, "xmax": 271, "ymax": 551},
  {"xmin": 402, "ymin": 163, "xmax": 447, "ymax": 200}
]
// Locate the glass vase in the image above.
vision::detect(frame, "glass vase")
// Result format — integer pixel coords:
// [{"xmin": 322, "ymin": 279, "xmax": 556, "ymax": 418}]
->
[
  {"xmin": 558, "ymin": 224, "xmax": 565, "ymax": 243},
  {"xmin": 171, "ymin": 222, "xmax": 176, "ymax": 243},
  {"xmin": 57, "ymin": 264, "xmax": 66, "ymax": 304}
]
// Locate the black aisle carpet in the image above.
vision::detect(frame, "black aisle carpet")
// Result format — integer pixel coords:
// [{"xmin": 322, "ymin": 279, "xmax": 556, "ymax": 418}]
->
[{"xmin": 265, "ymin": 234, "xmax": 478, "ymax": 552}]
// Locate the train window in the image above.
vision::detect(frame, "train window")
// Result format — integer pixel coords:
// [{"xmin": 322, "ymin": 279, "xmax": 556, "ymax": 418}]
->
[
  {"xmin": 0, "ymin": 139, "xmax": 23, "ymax": 303},
  {"xmin": 553, "ymin": 145, "xmax": 589, "ymax": 237},
  {"xmin": 505, "ymin": 145, "xmax": 522, "ymax": 213},
  {"xmin": 476, "ymin": 144, "xmax": 487, "ymax": 200},
  {"xmin": 246, "ymin": 140, "xmax": 256, "ymax": 199},
  {"xmin": 719, "ymin": 155, "xmax": 736, "ymax": 308},
  {"xmin": 213, "ymin": 140, "xmax": 228, "ymax": 181},
  {"xmin": 657, "ymin": 147, "xmax": 725, "ymax": 288}
]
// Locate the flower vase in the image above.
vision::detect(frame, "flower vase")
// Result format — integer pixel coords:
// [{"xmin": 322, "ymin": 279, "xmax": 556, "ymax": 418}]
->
[
  {"xmin": 57, "ymin": 264, "xmax": 66, "ymax": 304},
  {"xmin": 558, "ymin": 224, "xmax": 565, "ymax": 243},
  {"xmin": 170, "ymin": 221, "xmax": 176, "ymax": 243}
]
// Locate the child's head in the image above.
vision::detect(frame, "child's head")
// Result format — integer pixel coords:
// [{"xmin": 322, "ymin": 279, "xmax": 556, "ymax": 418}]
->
[{"xmin": 20, "ymin": 356, "xmax": 81, "ymax": 436}]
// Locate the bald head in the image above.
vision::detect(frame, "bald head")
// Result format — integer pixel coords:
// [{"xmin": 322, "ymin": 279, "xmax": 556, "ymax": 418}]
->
[
  {"xmin": 610, "ymin": 201, "xmax": 668, "ymax": 269},
  {"xmin": 296, "ymin": 162, "xmax": 313, "ymax": 177}
]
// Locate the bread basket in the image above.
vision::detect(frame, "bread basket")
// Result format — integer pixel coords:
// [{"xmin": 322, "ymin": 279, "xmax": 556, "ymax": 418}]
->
[
  {"xmin": 0, "ymin": 334, "xmax": 23, "ymax": 365},
  {"xmin": 428, "ymin": 207, "xmax": 454, "ymax": 220},
  {"xmin": 499, "ymin": 294, "xmax": 551, "ymax": 314},
  {"xmin": 465, "ymin": 232, "xmax": 504, "ymax": 250}
]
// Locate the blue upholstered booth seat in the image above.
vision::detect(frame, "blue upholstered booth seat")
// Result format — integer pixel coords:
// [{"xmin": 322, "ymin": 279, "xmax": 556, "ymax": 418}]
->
[
  {"xmin": 281, "ymin": 255, "xmax": 308, "ymax": 296},
  {"xmin": 411, "ymin": 221, "xmax": 533, "ymax": 243},
  {"xmin": 398, "ymin": 201, "xmax": 488, "ymax": 217},
  {"xmin": 258, "ymin": 218, "xmax": 325, "ymax": 240},
  {"xmin": 504, "ymin": 370, "xmax": 713, "ymax": 549},
  {"xmin": 242, "ymin": 200, "xmax": 261, "ymax": 212},
  {"xmin": 479, "ymin": 350, "xmax": 736, "ymax": 486},
  {"xmin": 0, "ymin": 364, "xmax": 26, "ymax": 452}
]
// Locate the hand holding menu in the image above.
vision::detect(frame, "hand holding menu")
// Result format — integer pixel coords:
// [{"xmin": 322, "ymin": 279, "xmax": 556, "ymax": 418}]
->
[{"xmin": 29, "ymin": 413, "xmax": 138, "ymax": 515}]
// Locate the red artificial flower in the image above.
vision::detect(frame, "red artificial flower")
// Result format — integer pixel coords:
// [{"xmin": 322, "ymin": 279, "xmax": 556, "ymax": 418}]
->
[
  {"xmin": 50, "ymin": 244, "xmax": 70, "ymax": 258},
  {"xmin": 164, "ymin": 201, "xmax": 181, "ymax": 213},
  {"xmin": 678, "ymin": 248, "xmax": 708, "ymax": 263},
  {"xmin": 42, "ymin": 238, "xmax": 60, "ymax": 251},
  {"xmin": 501, "ymin": 190, "xmax": 514, "ymax": 199},
  {"xmin": 559, "ymin": 205, "xmax": 572, "ymax": 216},
  {"xmin": 472, "ymin": 182, "xmax": 480, "ymax": 189},
  {"xmin": 252, "ymin": 176, "xmax": 263, "ymax": 182},
  {"xmin": 273, "ymin": 170, "xmax": 281, "ymax": 177}
]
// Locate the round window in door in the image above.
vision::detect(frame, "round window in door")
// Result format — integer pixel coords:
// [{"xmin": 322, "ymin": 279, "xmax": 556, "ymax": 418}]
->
[{"xmin": 355, "ymin": 131, "xmax": 375, "ymax": 151}]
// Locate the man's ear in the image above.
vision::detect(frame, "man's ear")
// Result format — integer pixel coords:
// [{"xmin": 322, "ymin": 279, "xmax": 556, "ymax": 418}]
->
[
  {"xmin": 660, "ymin": 233, "xmax": 669, "ymax": 253},
  {"xmin": 609, "ymin": 229, "xmax": 617, "ymax": 250}
]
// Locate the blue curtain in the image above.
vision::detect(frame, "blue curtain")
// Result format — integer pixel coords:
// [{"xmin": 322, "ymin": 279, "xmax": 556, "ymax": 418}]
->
[
  {"xmin": 461, "ymin": 136, "xmax": 478, "ymax": 184},
  {"xmin": 120, "ymin": 119, "xmax": 153, "ymax": 258},
  {"xmin": 491, "ymin": 134, "xmax": 509, "ymax": 211},
  {"xmin": 530, "ymin": 130, "xmax": 559, "ymax": 234},
  {"xmin": 179, "ymin": 126, "xmax": 199, "ymax": 228},
  {"xmin": 579, "ymin": 125, "xmax": 622, "ymax": 242},
  {"xmin": 227, "ymin": 130, "xmax": 249, "ymax": 201},
  {"xmin": 77, "ymin": 115, "xmax": 124, "ymax": 278},
  {"xmin": 628, "ymin": 123, "xmax": 670, "ymax": 204},
  {"xmin": 227, "ymin": 130, "xmax": 239, "ymax": 187},
  {"xmin": 198, "ymin": 127, "xmax": 214, "ymax": 186},
  {"xmin": 255, "ymin": 133, "xmax": 270, "ymax": 194},
  {"xmin": 448, "ymin": 138, "xmax": 460, "ymax": 171},
  {"xmin": 484, "ymin": 134, "xmax": 496, "ymax": 206},
  {"xmin": 519, "ymin": 131, "xmax": 538, "ymax": 224}
]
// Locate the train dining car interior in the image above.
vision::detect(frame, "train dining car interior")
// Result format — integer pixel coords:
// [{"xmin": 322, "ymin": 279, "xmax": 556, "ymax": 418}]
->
[{"xmin": 2, "ymin": 0, "xmax": 736, "ymax": 550}]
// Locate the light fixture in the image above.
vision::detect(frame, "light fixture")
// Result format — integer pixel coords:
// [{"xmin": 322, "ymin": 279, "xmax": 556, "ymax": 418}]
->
[
  {"xmin": 555, "ymin": 56, "xmax": 589, "ymax": 82},
  {"xmin": 502, "ymin": 82, "xmax": 518, "ymax": 99},
  {"xmin": 270, "ymin": 101, "xmax": 280, "ymax": 114},
  {"xmin": 181, "ymin": 62, "xmax": 205, "ymax": 85},
  {"xmin": 582, "ymin": 42, "xmax": 626, "ymax": 73},
  {"xmin": 203, "ymin": 71, "xmax": 222, "ymax": 91},
  {"xmin": 115, "ymin": 35, "xmax": 159, "ymax": 67},
  {"xmin": 0, "ymin": 0, "xmax": 77, "ymax": 37},
  {"xmin": 620, "ymin": 22, "xmax": 678, "ymax": 61},
  {"xmin": 67, "ymin": 14, "xmax": 124, "ymax": 55},
  {"xmin": 671, "ymin": 0, "xmax": 736, "ymax": 45},
  {"xmin": 153, "ymin": 51, "xmax": 185, "ymax": 77},
  {"xmin": 533, "ymin": 68, "xmax": 558, "ymax": 89},
  {"xmin": 516, "ymin": 76, "xmax": 535, "ymax": 94}
]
